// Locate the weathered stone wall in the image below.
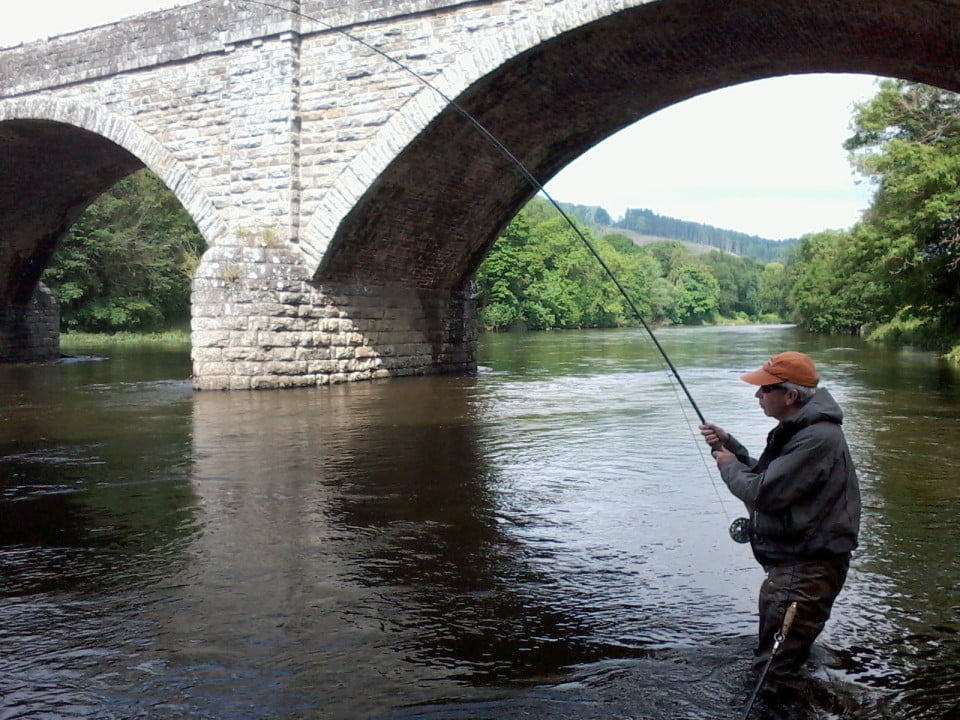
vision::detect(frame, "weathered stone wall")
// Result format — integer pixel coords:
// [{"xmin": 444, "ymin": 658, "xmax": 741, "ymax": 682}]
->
[
  {"xmin": 192, "ymin": 244, "xmax": 476, "ymax": 389},
  {"xmin": 0, "ymin": 284, "xmax": 60, "ymax": 363}
]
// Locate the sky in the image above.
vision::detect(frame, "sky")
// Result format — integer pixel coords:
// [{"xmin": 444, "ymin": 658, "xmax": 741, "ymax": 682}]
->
[{"xmin": 1, "ymin": 2, "xmax": 881, "ymax": 241}]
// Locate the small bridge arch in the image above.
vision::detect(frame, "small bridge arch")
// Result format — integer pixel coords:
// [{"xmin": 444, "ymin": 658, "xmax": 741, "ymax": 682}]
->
[{"xmin": 0, "ymin": 98, "xmax": 227, "ymax": 360}]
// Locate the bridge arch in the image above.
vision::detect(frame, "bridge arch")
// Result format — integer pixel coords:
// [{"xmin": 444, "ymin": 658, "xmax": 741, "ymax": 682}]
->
[
  {"xmin": 311, "ymin": 0, "xmax": 960, "ymax": 291},
  {"xmin": 5, "ymin": 0, "xmax": 960, "ymax": 385},
  {"xmin": 300, "ymin": 0, "xmax": 629, "ymax": 272},
  {"xmin": 0, "ymin": 97, "xmax": 228, "ymax": 281},
  {"xmin": 0, "ymin": 97, "xmax": 228, "ymax": 361}
]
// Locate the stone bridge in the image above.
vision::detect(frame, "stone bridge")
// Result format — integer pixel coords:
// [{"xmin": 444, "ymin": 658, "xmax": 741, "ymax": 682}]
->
[{"xmin": 2, "ymin": 0, "xmax": 959, "ymax": 388}]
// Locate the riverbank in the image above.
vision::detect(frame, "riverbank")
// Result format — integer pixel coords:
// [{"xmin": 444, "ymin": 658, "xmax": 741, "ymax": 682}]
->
[
  {"xmin": 59, "ymin": 329, "xmax": 190, "ymax": 353},
  {"xmin": 57, "ymin": 323, "xmax": 960, "ymax": 368}
]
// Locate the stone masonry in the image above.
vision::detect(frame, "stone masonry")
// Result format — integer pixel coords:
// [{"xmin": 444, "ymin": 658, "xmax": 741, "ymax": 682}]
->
[
  {"xmin": 193, "ymin": 241, "xmax": 476, "ymax": 389},
  {"xmin": 3, "ymin": 0, "xmax": 960, "ymax": 387},
  {"xmin": 0, "ymin": 283, "xmax": 59, "ymax": 363}
]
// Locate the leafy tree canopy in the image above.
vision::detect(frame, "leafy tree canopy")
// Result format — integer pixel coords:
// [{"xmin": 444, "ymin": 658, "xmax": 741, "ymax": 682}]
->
[
  {"xmin": 43, "ymin": 170, "xmax": 206, "ymax": 333},
  {"xmin": 475, "ymin": 200, "xmax": 782, "ymax": 331},
  {"xmin": 780, "ymin": 79, "xmax": 960, "ymax": 351}
]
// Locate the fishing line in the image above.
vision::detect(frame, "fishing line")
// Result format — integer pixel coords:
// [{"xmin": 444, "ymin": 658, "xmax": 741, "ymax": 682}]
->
[
  {"xmin": 673, "ymin": 388, "xmax": 734, "ymax": 522},
  {"xmin": 233, "ymin": 4, "xmax": 764, "ymax": 700},
  {"xmin": 234, "ymin": 0, "xmax": 711, "ymax": 424},
  {"xmin": 235, "ymin": 0, "xmax": 739, "ymax": 524},
  {"xmin": 234, "ymin": 0, "xmax": 741, "ymax": 529}
]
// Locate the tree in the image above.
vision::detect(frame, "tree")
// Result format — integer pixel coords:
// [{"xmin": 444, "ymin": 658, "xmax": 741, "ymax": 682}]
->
[
  {"xmin": 43, "ymin": 170, "xmax": 206, "ymax": 332},
  {"xmin": 841, "ymin": 79, "xmax": 960, "ymax": 341},
  {"xmin": 475, "ymin": 200, "xmax": 661, "ymax": 330},
  {"xmin": 785, "ymin": 229, "xmax": 884, "ymax": 334},
  {"xmin": 477, "ymin": 200, "xmax": 781, "ymax": 331},
  {"xmin": 601, "ymin": 232, "xmax": 641, "ymax": 255},
  {"xmin": 671, "ymin": 263, "xmax": 720, "ymax": 324},
  {"xmin": 473, "ymin": 211, "xmax": 534, "ymax": 330},
  {"xmin": 702, "ymin": 251, "xmax": 764, "ymax": 318},
  {"xmin": 757, "ymin": 262, "xmax": 790, "ymax": 319}
]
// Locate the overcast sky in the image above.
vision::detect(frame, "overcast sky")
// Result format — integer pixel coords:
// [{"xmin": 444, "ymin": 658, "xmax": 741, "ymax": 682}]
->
[
  {"xmin": 3, "ymin": 1, "xmax": 881, "ymax": 240},
  {"xmin": 546, "ymin": 72, "xmax": 880, "ymax": 239}
]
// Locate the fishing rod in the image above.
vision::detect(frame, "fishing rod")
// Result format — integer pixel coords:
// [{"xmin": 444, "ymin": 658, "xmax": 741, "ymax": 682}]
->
[
  {"xmin": 235, "ymin": 0, "xmax": 708, "ymax": 426},
  {"xmin": 231, "ymin": 2, "xmax": 773, "ymax": 712},
  {"xmin": 742, "ymin": 602, "xmax": 799, "ymax": 720}
]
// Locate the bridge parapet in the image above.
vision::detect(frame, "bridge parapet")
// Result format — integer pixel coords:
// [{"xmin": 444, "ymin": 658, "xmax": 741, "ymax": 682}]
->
[{"xmin": 0, "ymin": 0, "xmax": 478, "ymax": 97}]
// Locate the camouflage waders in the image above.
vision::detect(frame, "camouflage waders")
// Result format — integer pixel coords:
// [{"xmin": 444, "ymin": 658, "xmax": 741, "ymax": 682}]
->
[{"xmin": 754, "ymin": 553, "xmax": 851, "ymax": 688}]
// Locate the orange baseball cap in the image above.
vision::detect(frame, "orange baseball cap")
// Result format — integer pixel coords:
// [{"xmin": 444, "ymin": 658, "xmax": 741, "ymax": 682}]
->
[{"xmin": 741, "ymin": 351, "xmax": 819, "ymax": 388}]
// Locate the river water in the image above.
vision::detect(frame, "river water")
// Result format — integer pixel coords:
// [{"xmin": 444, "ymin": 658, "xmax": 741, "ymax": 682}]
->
[{"xmin": 1, "ymin": 325, "xmax": 958, "ymax": 719}]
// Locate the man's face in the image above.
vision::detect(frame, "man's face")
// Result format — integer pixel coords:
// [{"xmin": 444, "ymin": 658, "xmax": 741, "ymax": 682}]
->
[{"xmin": 755, "ymin": 383, "xmax": 794, "ymax": 420}]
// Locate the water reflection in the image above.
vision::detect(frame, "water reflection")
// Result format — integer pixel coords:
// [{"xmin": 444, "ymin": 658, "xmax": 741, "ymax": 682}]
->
[
  {"xmin": 833, "ymin": 347, "xmax": 960, "ymax": 718},
  {"xmin": 0, "ymin": 329, "xmax": 958, "ymax": 719},
  {"xmin": 0, "ymin": 352, "xmax": 200, "ymax": 717},
  {"xmin": 186, "ymin": 380, "xmax": 615, "ymax": 716}
]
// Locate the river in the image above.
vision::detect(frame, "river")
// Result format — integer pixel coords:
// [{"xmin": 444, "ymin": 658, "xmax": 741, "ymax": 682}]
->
[{"xmin": 1, "ymin": 324, "xmax": 958, "ymax": 719}]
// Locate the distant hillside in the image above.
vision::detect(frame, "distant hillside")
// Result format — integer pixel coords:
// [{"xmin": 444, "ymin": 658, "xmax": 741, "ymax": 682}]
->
[{"xmin": 558, "ymin": 202, "xmax": 798, "ymax": 263}]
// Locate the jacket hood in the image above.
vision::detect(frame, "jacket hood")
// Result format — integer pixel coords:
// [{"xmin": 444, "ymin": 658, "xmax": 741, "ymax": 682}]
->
[{"xmin": 785, "ymin": 387, "xmax": 843, "ymax": 428}]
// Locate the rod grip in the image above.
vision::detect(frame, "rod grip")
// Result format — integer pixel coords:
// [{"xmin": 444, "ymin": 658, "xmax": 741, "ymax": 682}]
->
[{"xmin": 780, "ymin": 601, "xmax": 799, "ymax": 637}]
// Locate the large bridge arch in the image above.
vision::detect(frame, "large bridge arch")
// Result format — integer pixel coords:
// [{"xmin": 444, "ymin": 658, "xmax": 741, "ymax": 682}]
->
[{"xmin": 313, "ymin": 0, "xmax": 960, "ymax": 290}]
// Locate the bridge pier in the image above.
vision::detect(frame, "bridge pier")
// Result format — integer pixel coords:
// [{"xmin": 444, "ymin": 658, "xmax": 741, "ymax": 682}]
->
[
  {"xmin": 0, "ymin": 284, "xmax": 60, "ymax": 363},
  {"xmin": 191, "ymin": 245, "xmax": 477, "ymax": 390}
]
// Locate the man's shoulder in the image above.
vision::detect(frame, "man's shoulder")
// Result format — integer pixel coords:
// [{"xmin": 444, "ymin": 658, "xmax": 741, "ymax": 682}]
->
[{"xmin": 783, "ymin": 417, "xmax": 845, "ymax": 447}]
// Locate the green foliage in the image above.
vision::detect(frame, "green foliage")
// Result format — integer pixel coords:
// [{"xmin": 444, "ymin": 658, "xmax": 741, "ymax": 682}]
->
[
  {"xmin": 560, "ymin": 203, "xmax": 798, "ymax": 262},
  {"xmin": 475, "ymin": 205, "xmax": 662, "ymax": 330},
  {"xmin": 785, "ymin": 229, "xmax": 885, "ymax": 334},
  {"xmin": 601, "ymin": 232, "xmax": 642, "ymax": 255},
  {"xmin": 782, "ymin": 79, "xmax": 960, "ymax": 350},
  {"xmin": 43, "ymin": 170, "xmax": 206, "ymax": 333},
  {"xmin": 702, "ymin": 251, "xmax": 764, "ymax": 317},
  {"xmin": 945, "ymin": 343, "xmax": 960, "ymax": 365},
  {"xmin": 60, "ymin": 330, "xmax": 191, "ymax": 351},
  {"xmin": 848, "ymin": 80, "xmax": 960, "ymax": 337},
  {"xmin": 844, "ymin": 80, "xmax": 960, "ymax": 154},
  {"xmin": 671, "ymin": 262, "xmax": 720, "ymax": 324},
  {"xmin": 475, "ymin": 200, "xmax": 780, "ymax": 331},
  {"xmin": 865, "ymin": 310, "xmax": 942, "ymax": 347},
  {"xmin": 757, "ymin": 262, "xmax": 790, "ymax": 320}
]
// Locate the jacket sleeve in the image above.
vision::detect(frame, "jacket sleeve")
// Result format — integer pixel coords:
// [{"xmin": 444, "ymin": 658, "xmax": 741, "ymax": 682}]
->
[
  {"xmin": 723, "ymin": 434, "xmax": 755, "ymax": 466},
  {"xmin": 719, "ymin": 426, "xmax": 835, "ymax": 512}
]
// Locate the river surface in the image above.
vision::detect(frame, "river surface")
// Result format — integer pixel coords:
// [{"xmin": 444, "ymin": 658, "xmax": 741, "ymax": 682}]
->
[{"xmin": 1, "ymin": 325, "xmax": 958, "ymax": 719}]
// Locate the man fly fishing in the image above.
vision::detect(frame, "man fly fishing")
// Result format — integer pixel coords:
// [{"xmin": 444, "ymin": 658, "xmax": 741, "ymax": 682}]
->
[{"xmin": 699, "ymin": 352, "xmax": 861, "ymax": 699}]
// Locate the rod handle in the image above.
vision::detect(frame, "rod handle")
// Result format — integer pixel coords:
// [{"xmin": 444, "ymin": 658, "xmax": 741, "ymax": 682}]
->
[{"xmin": 780, "ymin": 601, "xmax": 799, "ymax": 637}]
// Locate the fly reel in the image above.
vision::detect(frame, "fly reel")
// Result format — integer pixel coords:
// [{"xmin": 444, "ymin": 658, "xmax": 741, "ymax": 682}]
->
[{"xmin": 729, "ymin": 517, "xmax": 751, "ymax": 544}]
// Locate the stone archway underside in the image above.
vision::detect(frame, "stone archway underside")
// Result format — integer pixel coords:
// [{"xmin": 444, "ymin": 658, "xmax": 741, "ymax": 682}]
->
[
  {"xmin": 0, "ymin": 119, "xmax": 143, "ymax": 305},
  {"xmin": 318, "ymin": 0, "xmax": 960, "ymax": 291}
]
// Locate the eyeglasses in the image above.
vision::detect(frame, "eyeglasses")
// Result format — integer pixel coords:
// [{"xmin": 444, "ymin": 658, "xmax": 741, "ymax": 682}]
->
[{"xmin": 759, "ymin": 384, "xmax": 787, "ymax": 393}]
